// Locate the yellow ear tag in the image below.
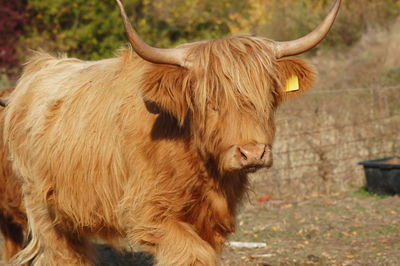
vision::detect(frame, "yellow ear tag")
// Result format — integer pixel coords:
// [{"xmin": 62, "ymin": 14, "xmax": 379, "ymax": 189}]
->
[{"xmin": 285, "ymin": 75, "xmax": 299, "ymax": 92}]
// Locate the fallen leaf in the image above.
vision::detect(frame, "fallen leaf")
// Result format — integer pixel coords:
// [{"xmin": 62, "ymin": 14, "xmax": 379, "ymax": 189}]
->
[
  {"xmin": 257, "ymin": 195, "xmax": 270, "ymax": 203},
  {"xmin": 342, "ymin": 232, "xmax": 350, "ymax": 237},
  {"xmin": 321, "ymin": 252, "xmax": 331, "ymax": 258}
]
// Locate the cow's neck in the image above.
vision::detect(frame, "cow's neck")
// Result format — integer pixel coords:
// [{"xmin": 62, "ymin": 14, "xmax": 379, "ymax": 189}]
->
[
  {"xmin": 144, "ymin": 109, "xmax": 250, "ymax": 214},
  {"xmin": 181, "ymin": 155, "xmax": 249, "ymax": 250},
  {"xmin": 124, "ymin": 100, "xmax": 249, "ymax": 248}
]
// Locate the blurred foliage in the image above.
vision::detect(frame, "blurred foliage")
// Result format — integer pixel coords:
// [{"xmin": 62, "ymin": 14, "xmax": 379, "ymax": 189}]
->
[
  {"xmin": 17, "ymin": 0, "xmax": 250, "ymax": 61},
  {"xmin": 0, "ymin": 0, "xmax": 399, "ymax": 81},
  {"xmin": 247, "ymin": 0, "xmax": 400, "ymax": 54},
  {"xmin": 19, "ymin": 0, "xmax": 135, "ymax": 60},
  {"xmin": 0, "ymin": 0, "xmax": 27, "ymax": 77}
]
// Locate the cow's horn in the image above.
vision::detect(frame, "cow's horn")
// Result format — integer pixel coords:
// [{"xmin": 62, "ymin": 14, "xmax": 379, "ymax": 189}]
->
[
  {"xmin": 274, "ymin": 0, "xmax": 341, "ymax": 58},
  {"xmin": 116, "ymin": 0, "xmax": 187, "ymax": 67}
]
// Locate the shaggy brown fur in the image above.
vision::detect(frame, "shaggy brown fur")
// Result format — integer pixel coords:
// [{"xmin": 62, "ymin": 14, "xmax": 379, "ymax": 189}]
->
[
  {"xmin": 4, "ymin": 36, "xmax": 315, "ymax": 265},
  {"xmin": 0, "ymin": 88, "xmax": 27, "ymax": 263}
]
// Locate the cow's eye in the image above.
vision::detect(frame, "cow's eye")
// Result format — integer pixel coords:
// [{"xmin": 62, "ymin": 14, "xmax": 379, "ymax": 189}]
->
[{"xmin": 207, "ymin": 100, "xmax": 218, "ymax": 111}]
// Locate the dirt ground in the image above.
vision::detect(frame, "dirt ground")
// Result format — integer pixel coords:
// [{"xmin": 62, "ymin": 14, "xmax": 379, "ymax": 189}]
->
[
  {"xmin": 220, "ymin": 189, "xmax": 400, "ymax": 266},
  {"xmin": 2, "ymin": 189, "xmax": 398, "ymax": 266}
]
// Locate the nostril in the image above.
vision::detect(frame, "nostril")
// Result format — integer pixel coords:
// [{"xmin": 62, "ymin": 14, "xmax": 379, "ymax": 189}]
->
[
  {"xmin": 238, "ymin": 148, "xmax": 248, "ymax": 161},
  {"xmin": 260, "ymin": 145, "xmax": 267, "ymax": 160}
]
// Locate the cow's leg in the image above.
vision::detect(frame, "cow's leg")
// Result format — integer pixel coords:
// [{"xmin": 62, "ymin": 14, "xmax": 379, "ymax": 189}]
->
[
  {"xmin": 9, "ymin": 190, "xmax": 95, "ymax": 266},
  {"xmin": 0, "ymin": 214, "xmax": 25, "ymax": 262},
  {"xmin": 128, "ymin": 220, "xmax": 218, "ymax": 266}
]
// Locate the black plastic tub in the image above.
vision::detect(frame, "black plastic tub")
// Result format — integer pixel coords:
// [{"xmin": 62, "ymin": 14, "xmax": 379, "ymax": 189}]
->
[{"xmin": 359, "ymin": 157, "xmax": 400, "ymax": 195}]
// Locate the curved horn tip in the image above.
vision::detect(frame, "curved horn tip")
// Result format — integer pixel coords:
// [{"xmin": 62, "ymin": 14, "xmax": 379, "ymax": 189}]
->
[
  {"xmin": 329, "ymin": 0, "xmax": 342, "ymax": 18},
  {"xmin": 275, "ymin": 0, "xmax": 341, "ymax": 58}
]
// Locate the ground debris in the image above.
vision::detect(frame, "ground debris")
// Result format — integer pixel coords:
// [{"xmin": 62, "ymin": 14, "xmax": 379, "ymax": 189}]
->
[
  {"xmin": 221, "ymin": 190, "xmax": 400, "ymax": 265},
  {"xmin": 228, "ymin": 241, "xmax": 268, "ymax": 248}
]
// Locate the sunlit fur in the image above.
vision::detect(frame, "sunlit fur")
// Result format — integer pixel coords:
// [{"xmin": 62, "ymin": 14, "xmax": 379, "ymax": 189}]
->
[
  {"xmin": 4, "ymin": 35, "xmax": 315, "ymax": 265},
  {"xmin": 0, "ymin": 88, "xmax": 27, "ymax": 264}
]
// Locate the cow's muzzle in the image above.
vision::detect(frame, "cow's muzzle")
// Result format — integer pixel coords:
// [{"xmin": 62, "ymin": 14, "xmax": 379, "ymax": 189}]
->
[{"xmin": 235, "ymin": 144, "xmax": 273, "ymax": 171}]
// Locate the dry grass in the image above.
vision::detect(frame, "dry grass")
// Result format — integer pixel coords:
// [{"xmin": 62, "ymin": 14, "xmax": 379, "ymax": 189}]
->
[{"xmin": 311, "ymin": 19, "xmax": 400, "ymax": 90}]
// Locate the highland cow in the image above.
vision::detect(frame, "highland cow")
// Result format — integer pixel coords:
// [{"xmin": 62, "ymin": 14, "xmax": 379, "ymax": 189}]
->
[{"xmin": 3, "ymin": 0, "xmax": 340, "ymax": 265}]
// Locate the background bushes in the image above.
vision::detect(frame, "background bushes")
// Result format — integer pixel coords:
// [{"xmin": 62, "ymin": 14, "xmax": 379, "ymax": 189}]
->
[
  {"xmin": 0, "ymin": 0, "xmax": 27, "ymax": 78},
  {"xmin": 1, "ymin": 0, "xmax": 400, "ymax": 82}
]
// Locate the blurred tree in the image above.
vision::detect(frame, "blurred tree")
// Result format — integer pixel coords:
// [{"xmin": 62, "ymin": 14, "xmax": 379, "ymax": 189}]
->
[
  {"xmin": 19, "ymin": 0, "xmax": 130, "ymax": 60},
  {"xmin": 18, "ymin": 0, "xmax": 250, "ymax": 61},
  {"xmin": 0, "ymin": 0, "xmax": 27, "ymax": 78},
  {"xmin": 140, "ymin": 0, "xmax": 249, "ymax": 46},
  {"xmin": 247, "ymin": 0, "xmax": 400, "ymax": 53},
  {"xmin": 9, "ymin": 0, "xmax": 400, "ymax": 68}
]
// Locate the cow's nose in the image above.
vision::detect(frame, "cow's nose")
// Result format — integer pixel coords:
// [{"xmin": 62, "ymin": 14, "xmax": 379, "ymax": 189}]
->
[{"xmin": 236, "ymin": 144, "xmax": 272, "ymax": 168}]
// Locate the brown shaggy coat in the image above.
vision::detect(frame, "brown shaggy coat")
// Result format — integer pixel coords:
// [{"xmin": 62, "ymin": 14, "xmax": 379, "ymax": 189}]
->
[
  {"xmin": 4, "ymin": 36, "xmax": 315, "ymax": 265},
  {"xmin": 0, "ymin": 88, "xmax": 26, "ymax": 262}
]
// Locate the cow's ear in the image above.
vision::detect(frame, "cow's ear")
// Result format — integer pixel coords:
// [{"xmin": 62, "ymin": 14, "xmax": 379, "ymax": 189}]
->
[
  {"xmin": 141, "ymin": 64, "xmax": 190, "ymax": 126},
  {"xmin": 276, "ymin": 57, "xmax": 316, "ymax": 104}
]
